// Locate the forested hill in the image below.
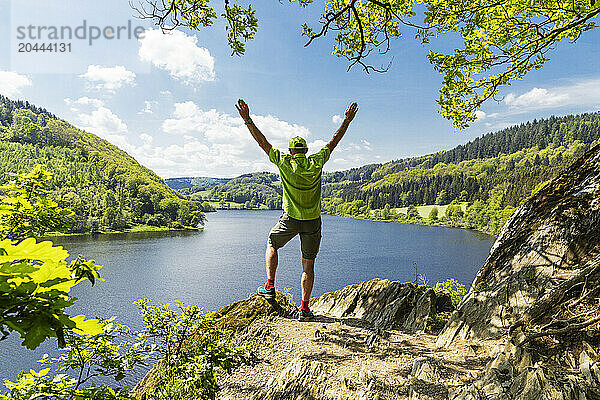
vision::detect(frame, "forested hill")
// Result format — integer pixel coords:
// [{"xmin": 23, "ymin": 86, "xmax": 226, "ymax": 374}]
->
[
  {"xmin": 164, "ymin": 176, "xmax": 231, "ymax": 193},
  {"xmin": 166, "ymin": 172, "xmax": 282, "ymax": 210},
  {"xmin": 322, "ymin": 111, "xmax": 600, "ymax": 234},
  {"xmin": 207, "ymin": 172, "xmax": 282, "ymax": 209},
  {"xmin": 325, "ymin": 112, "xmax": 600, "ymax": 184},
  {"xmin": 0, "ymin": 95, "xmax": 202, "ymax": 233}
]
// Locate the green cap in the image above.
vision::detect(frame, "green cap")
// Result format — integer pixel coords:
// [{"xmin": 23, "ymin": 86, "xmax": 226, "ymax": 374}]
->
[{"xmin": 289, "ymin": 136, "xmax": 307, "ymax": 149}]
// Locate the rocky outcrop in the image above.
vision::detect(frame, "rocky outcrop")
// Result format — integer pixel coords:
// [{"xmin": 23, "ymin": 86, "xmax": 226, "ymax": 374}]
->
[
  {"xmin": 438, "ymin": 144, "xmax": 600, "ymax": 347},
  {"xmin": 440, "ymin": 144, "xmax": 600, "ymax": 399},
  {"xmin": 310, "ymin": 279, "xmax": 453, "ymax": 332},
  {"xmin": 234, "ymin": 145, "xmax": 600, "ymax": 400},
  {"xmin": 448, "ymin": 339, "xmax": 600, "ymax": 400},
  {"xmin": 217, "ymin": 316, "xmax": 487, "ymax": 400}
]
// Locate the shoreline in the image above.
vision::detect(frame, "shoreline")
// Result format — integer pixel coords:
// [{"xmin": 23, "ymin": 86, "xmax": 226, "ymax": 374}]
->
[
  {"xmin": 43, "ymin": 224, "xmax": 201, "ymax": 238},
  {"xmin": 210, "ymin": 207, "xmax": 497, "ymax": 238},
  {"xmin": 323, "ymin": 212, "xmax": 497, "ymax": 238}
]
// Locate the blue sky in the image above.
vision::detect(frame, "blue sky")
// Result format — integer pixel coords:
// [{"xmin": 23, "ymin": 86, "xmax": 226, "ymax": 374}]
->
[{"xmin": 1, "ymin": 0, "xmax": 599, "ymax": 178}]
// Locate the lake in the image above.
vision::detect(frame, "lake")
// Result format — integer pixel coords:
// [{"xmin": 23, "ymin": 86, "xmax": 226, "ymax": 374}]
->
[{"xmin": 0, "ymin": 210, "xmax": 495, "ymax": 384}]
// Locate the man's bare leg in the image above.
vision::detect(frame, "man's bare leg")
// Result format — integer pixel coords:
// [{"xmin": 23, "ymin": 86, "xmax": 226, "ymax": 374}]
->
[
  {"xmin": 301, "ymin": 258, "xmax": 315, "ymax": 304},
  {"xmin": 266, "ymin": 239, "xmax": 278, "ymax": 281},
  {"xmin": 257, "ymin": 240, "xmax": 278, "ymax": 299}
]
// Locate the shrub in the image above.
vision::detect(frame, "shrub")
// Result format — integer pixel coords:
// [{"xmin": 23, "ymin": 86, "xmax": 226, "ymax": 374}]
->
[
  {"xmin": 426, "ymin": 313, "xmax": 447, "ymax": 334},
  {"xmin": 0, "ymin": 165, "xmax": 73, "ymax": 240},
  {"xmin": 428, "ymin": 206, "xmax": 439, "ymax": 221},
  {"xmin": 434, "ymin": 278, "xmax": 467, "ymax": 306},
  {"xmin": 135, "ymin": 300, "xmax": 254, "ymax": 400}
]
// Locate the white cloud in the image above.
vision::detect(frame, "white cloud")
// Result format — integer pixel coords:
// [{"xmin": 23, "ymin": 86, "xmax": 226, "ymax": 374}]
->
[
  {"xmin": 80, "ymin": 65, "xmax": 136, "ymax": 90},
  {"xmin": 313, "ymin": 137, "xmax": 374, "ymax": 170},
  {"xmin": 332, "ymin": 114, "xmax": 343, "ymax": 124},
  {"xmin": 0, "ymin": 71, "xmax": 32, "ymax": 97},
  {"xmin": 504, "ymin": 87, "xmax": 569, "ymax": 109},
  {"xmin": 78, "ymin": 106, "xmax": 127, "ymax": 139},
  {"xmin": 308, "ymin": 139, "xmax": 328, "ymax": 149},
  {"xmin": 162, "ymin": 101, "xmax": 310, "ymax": 149},
  {"xmin": 140, "ymin": 133, "xmax": 153, "ymax": 143},
  {"xmin": 120, "ymin": 102, "xmax": 381, "ymax": 177},
  {"xmin": 503, "ymin": 78, "xmax": 600, "ymax": 112},
  {"xmin": 72, "ymin": 100, "xmax": 380, "ymax": 178},
  {"xmin": 474, "ymin": 110, "xmax": 486, "ymax": 121},
  {"xmin": 73, "ymin": 103, "xmax": 133, "ymax": 155},
  {"xmin": 139, "ymin": 100, "xmax": 157, "ymax": 114},
  {"xmin": 116, "ymin": 101, "xmax": 312, "ymax": 177},
  {"xmin": 65, "ymin": 96, "xmax": 105, "ymax": 111},
  {"xmin": 138, "ymin": 29, "xmax": 215, "ymax": 84}
]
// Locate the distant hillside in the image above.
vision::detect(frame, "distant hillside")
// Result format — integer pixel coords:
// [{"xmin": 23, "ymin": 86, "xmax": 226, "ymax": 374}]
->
[
  {"xmin": 167, "ymin": 112, "xmax": 600, "ymax": 234},
  {"xmin": 324, "ymin": 112, "xmax": 600, "ymax": 198},
  {"xmin": 164, "ymin": 177, "xmax": 231, "ymax": 193},
  {"xmin": 322, "ymin": 112, "xmax": 600, "ymax": 234},
  {"xmin": 204, "ymin": 172, "xmax": 282, "ymax": 210},
  {"xmin": 166, "ymin": 172, "xmax": 282, "ymax": 210},
  {"xmin": 0, "ymin": 95, "xmax": 203, "ymax": 233}
]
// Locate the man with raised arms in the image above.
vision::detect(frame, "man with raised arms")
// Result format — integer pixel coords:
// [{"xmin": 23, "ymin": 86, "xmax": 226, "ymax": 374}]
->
[{"xmin": 236, "ymin": 99, "xmax": 358, "ymax": 321}]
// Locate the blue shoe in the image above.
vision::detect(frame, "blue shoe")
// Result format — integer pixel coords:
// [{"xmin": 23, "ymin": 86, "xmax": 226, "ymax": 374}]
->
[
  {"xmin": 298, "ymin": 309, "xmax": 314, "ymax": 321},
  {"xmin": 257, "ymin": 284, "xmax": 275, "ymax": 300}
]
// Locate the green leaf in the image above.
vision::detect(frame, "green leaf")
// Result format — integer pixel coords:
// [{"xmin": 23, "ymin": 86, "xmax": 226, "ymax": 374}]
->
[
  {"xmin": 0, "ymin": 238, "xmax": 69, "ymax": 264},
  {"xmin": 71, "ymin": 315, "xmax": 104, "ymax": 336},
  {"xmin": 22, "ymin": 318, "xmax": 52, "ymax": 350}
]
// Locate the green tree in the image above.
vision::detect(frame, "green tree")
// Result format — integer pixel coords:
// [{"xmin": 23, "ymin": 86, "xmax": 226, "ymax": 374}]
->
[
  {"xmin": 159, "ymin": 198, "xmax": 180, "ymax": 222},
  {"xmin": 406, "ymin": 204, "xmax": 420, "ymax": 220},
  {"xmin": 2, "ymin": 300, "xmax": 252, "ymax": 400},
  {"xmin": 435, "ymin": 190, "xmax": 448, "ymax": 205},
  {"xmin": 382, "ymin": 203, "xmax": 391, "ymax": 219},
  {"xmin": 0, "ymin": 97, "xmax": 204, "ymax": 232},
  {"xmin": 0, "ymin": 168, "xmax": 102, "ymax": 349},
  {"xmin": 133, "ymin": 0, "xmax": 600, "ymax": 128},
  {"xmin": 177, "ymin": 201, "xmax": 203, "ymax": 227},
  {"xmin": 0, "ymin": 166, "xmax": 74, "ymax": 240},
  {"xmin": 445, "ymin": 203, "xmax": 464, "ymax": 222},
  {"xmin": 464, "ymin": 200, "xmax": 485, "ymax": 228},
  {"xmin": 428, "ymin": 206, "xmax": 438, "ymax": 221},
  {"xmin": 0, "ymin": 167, "xmax": 251, "ymax": 399},
  {"xmin": 434, "ymin": 278, "xmax": 466, "ymax": 306},
  {"xmin": 134, "ymin": 300, "xmax": 253, "ymax": 400}
]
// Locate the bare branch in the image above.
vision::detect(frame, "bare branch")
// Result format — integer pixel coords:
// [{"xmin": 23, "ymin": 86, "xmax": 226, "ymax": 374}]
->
[{"xmin": 304, "ymin": 2, "xmax": 354, "ymax": 47}]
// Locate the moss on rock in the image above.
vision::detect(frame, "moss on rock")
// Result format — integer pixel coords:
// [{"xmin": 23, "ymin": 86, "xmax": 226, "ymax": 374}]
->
[{"xmin": 214, "ymin": 292, "xmax": 297, "ymax": 332}]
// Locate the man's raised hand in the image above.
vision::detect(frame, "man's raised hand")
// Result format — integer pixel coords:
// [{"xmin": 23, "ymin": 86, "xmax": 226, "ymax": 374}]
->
[
  {"xmin": 236, "ymin": 99, "xmax": 251, "ymax": 121},
  {"xmin": 344, "ymin": 102, "xmax": 358, "ymax": 123},
  {"xmin": 327, "ymin": 102, "xmax": 358, "ymax": 152},
  {"xmin": 237, "ymin": 98, "xmax": 272, "ymax": 154}
]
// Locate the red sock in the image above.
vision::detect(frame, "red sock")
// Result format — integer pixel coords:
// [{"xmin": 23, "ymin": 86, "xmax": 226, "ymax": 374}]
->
[
  {"xmin": 265, "ymin": 279, "xmax": 275, "ymax": 290},
  {"xmin": 300, "ymin": 300, "xmax": 310, "ymax": 312}
]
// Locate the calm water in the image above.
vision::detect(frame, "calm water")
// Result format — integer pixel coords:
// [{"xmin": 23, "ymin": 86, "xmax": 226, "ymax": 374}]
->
[{"xmin": 0, "ymin": 210, "xmax": 494, "ymax": 384}]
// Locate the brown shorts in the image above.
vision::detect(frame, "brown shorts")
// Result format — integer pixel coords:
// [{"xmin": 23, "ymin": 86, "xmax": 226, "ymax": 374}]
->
[{"xmin": 268, "ymin": 213, "xmax": 322, "ymax": 260}]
